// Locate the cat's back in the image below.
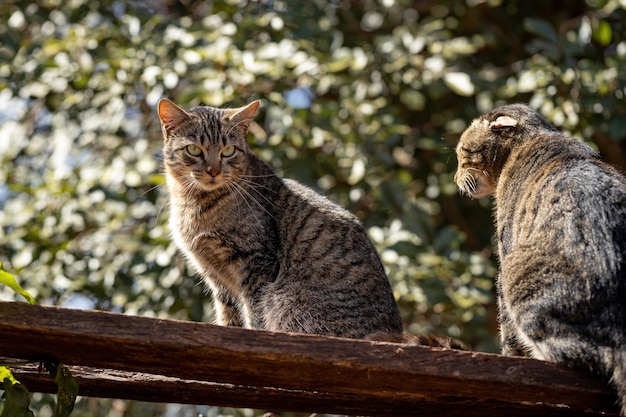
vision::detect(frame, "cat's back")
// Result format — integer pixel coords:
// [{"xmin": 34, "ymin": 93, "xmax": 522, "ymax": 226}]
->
[
  {"xmin": 276, "ymin": 179, "xmax": 376, "ymax": 263},
  {"xmin": 556, "ymin": 158, "xmax": 626, "ymax": 259},
  {"xmin": 280, "ymin": 179, "xmax": 357, "ymax": 222},
  {"xmin": 497, "ymin": 132, "xmax": 626, "ymax": 272},
  {"xmin": 264, "ymin": 178, "xmax": 403, "ymax": 338}
]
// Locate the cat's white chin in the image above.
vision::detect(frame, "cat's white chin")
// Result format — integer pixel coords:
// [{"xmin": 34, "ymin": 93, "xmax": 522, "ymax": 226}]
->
[{"xmin": 195, "ymin": 181, "xmax": 226, "ymax": 192}]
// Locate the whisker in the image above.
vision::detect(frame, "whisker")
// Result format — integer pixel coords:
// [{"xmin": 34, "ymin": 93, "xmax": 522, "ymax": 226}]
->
[
  {"xmin": 238, "ymin": 178, "xmax": 278, "ymax": 195},
  {"xmin": 225, "ymin": 182, "xmax": 246, "ymax": 216},
  {"xmin": 239, "ymin": 173, "xmax": 278, "ymax": 179},
  {"xmin": 136, "ymin": 183, "xmax": 164, "ymax": 199},
  {"xmin": 176, "ymin": 174, "xmax": 197, "ymax": 199},
  {"xmin": 455, "ymin": 169, "xmax": 478, "ymax": 197},
  {"xmin": 156, "ymin": 197, "xmax": 170, "ymax": 225},
  {"xmin": 224, "ymin": 181, "xmax": 263, "ymax": 225},
  {"xmin": 230, "ymin": 181, "xmax": 276, "ymax": 221},
  {"xmin": 468, "ymin": 175, "xmax": 477, "ymax": 194},
  {"xmin": 238, "ymin": 179, "xmax": 278, "ymax": 208}
]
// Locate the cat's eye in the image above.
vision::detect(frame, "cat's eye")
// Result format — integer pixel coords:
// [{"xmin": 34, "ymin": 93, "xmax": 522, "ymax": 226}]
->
[
  {"xmin": 186, "ymin": 145, "xmax": 202, "ymax": 156},
  {"xmin": 221, "ymin": 146, "xmax": 236, "ymax": 158}
]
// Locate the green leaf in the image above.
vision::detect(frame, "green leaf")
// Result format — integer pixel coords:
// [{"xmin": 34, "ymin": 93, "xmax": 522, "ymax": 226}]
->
[
  {"xmin": 1, "ymin": 369, "xmax": 34, "ymax": 417},
  {"xmin": 593, "ymin": 19, "xmax": 612, "ymax": 46},
  {"xmin": 0, "ymin": 263, "xmax": 36, "ymax": 305},
  {"xmin": 51, "ymin": 363, "xmax": 79, "ymax": 417},
  {"xmin": 524, "ymin": 18, "xmax": 558, "ymax": 43},
  {"xmin": 0, "ymin": 367, "xmax": 18, "ymax": 386}
]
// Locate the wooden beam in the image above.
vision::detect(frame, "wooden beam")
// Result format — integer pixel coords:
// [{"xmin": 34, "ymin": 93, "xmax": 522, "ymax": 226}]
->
[{"xmin": 0, "ymin": 302, "xmax": 619, "ymax": 416}]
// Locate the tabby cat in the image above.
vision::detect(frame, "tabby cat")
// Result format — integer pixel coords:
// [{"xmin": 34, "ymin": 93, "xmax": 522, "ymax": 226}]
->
[
  {"xmin": 454, "ymin": 104, "xmax": 626, "ymax": 413},
  {"xmin": 157, "ymin": 98, "xmax": 403, "ymax": 338}
]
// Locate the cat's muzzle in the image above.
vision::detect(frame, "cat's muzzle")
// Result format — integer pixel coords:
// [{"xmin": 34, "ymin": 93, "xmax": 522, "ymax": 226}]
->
[{"xmin": 454, "ymin": 168, "xmax": 491, "ymax": 198}]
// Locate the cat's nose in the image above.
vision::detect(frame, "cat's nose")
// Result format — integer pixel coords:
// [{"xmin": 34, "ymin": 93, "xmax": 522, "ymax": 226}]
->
[
  {"xmin": 453, "ymin": 170, "xmax": 460, "ymax": 184},
  {"xmin": 207, "ymin": 166, "xmax": 221, "ymax": 177}
]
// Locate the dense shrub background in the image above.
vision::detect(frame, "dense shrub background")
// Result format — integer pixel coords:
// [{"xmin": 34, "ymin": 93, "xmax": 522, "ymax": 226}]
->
[{"xmin": 1, "ymin": 0, "xmax": 625, "ymax": 415}]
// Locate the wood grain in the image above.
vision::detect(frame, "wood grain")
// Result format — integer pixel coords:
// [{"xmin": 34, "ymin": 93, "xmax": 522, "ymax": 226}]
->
[{"xmin": 0, "ymin": 302, "xmax": 619, "ymax": 416}]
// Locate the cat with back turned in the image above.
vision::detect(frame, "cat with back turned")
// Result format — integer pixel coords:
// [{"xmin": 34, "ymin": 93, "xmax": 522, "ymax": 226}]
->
[
  {"xmin": 454, "ymin": 104, "xmax": 626, "ymax": 413},
  {"xmin": 157, "ymin": 98, "xmax": 403, "ymax": 338}
]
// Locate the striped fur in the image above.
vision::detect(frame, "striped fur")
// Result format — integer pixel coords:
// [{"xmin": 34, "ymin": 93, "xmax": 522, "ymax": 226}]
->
[
  {"xmin": 157, "ymin": 98, "xmax": 402, "ymax": 338},
  {"xmin": 455, "ymin": 104, "xmax": 626, "ymax": 414}
]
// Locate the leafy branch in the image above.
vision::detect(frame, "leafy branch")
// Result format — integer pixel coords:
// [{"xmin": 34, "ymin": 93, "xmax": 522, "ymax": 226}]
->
[{"xmin": 0, "ymin": 265, "xmax": 78, "ymax": 416}]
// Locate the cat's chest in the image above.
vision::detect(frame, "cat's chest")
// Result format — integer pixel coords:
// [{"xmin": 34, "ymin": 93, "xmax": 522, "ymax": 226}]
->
[
  {"xmin": 170, "ymin": 201, "xmax": 278, "ymax": 271},
  {"xmin": 169, "ymin": 209, "xmax": 251, "ymax": 289},
  {"xmin": 171, "ymin": 207, "xmax": 242, "ymax": 252}
]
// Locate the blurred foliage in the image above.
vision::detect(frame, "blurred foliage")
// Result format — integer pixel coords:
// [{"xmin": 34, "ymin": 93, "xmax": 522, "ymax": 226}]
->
[{"xmin": 1, "ymin": 0, "xmax": 625, "ymax": 415}]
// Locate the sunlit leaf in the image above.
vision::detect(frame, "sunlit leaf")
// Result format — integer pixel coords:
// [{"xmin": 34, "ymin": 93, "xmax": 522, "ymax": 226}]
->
[
  {"xmin": 443, "ymin": 72, "xmax": 475, "ymax": 97},
  {"xmin": 592, "ymin": 19, "xmax": 612, "ymax": 46},
  {"xmin": 0, "ymin": 263, "xmax": 36, "ymax": 305},
  {"xmin": 0, "ymin": 367, "xmax": 18, "ymax": 386}
]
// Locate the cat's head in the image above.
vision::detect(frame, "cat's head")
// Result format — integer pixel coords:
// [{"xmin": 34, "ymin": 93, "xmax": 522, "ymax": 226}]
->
[
  {"xmin": 454, "ymin": 104, "xmax": 558, "ymax": 198},
  {"xmin": 157, "ymin": 98, "xmax": 260, "ymax": 193}
]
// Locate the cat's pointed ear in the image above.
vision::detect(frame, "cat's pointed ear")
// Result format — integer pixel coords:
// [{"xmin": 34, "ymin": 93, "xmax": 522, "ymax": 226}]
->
[
  {"xmin": 229, "ymin": 100, "xmax": 261, "ymax": 136},
  {"xmin": 157, "ymin": 98, "xmax": 191, "ymax": 133},
  {"xmin": 490, "ymin": 115, "xmax": 518, "ymax": 129}
]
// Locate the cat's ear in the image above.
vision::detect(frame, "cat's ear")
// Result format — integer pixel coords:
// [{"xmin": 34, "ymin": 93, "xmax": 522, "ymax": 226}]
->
[
  {"xmin": 228, "ymin": 100, "xmax": 261, "ymax": 136},
  {"xmin": 490, "ymin": 115, "xmax": 518, "ymax": 129},
  {"xmin": 157, "ymin": 98, "xmax": 191, "ymax": 133}
]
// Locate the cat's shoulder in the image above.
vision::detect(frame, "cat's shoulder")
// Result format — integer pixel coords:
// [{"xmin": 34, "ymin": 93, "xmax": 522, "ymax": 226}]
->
[
  {"xmin": 282, "ymin": 178, "xmax": 326, "ymax": 201},
  {"xmin": 281, "ymin": 178, "xmax": 356, "ymax": 219},
  {"xmin": 533, "ymin": 132, "xmax": 597, "ymax": 159}
]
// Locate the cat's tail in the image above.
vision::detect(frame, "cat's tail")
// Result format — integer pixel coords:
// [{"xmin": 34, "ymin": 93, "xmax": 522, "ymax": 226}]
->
[{"xmin": 608, "ymin": 348, "xmax": 626, "ymax": 416}]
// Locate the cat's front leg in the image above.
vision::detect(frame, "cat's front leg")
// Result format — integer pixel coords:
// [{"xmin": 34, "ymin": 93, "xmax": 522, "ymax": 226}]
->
[
  {"xmin": 213, "ymin": 292, "xmax": 245, "ymax": 327},
  {"xmin": 499, "ymin": 249, "xmax": 569, "ymax": 360},
  {"xmin": 496, "ymin": 273, "xmax": 528, "ymax": 357},
  {"xmin": 204, "ymin": 280, "xmax": 245, "ymax": 327},
  {"xmin": 499, "ymin": 318, "xmax": 527, "ymax": 357}
]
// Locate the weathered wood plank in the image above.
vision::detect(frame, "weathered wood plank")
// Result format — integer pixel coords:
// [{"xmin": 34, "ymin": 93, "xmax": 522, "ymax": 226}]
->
[
  {"xmin": 0, "ymin": 302, "xmax": 619, "ymax": 416},
  {"xmin": 6, "ymin": 363, "xmax": 613, "ymax": 417},
  {"xmin": 5, "ymin": 363, "xmax": 616, "ymax": 417}
]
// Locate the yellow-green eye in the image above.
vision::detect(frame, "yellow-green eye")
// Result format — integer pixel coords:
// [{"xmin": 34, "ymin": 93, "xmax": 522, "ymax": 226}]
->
[
  {"xmin": 221, "ymin": 146, "xmax": 236, "ymax": 158},
  {"xmin": 186, "ymin": 145, "xmax": 202, "ymax": 156}
]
